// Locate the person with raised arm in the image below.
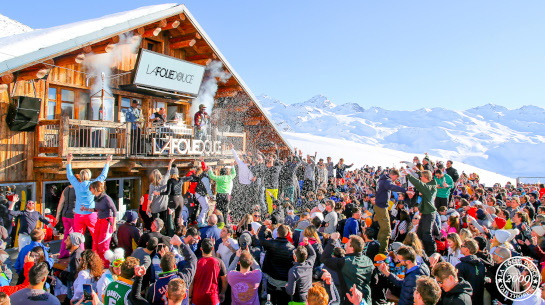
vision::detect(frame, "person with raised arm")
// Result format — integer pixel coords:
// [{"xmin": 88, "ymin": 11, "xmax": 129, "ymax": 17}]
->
[{"xmin": 66, "ymin": 153, "xmax": 112, "ymax": 248}]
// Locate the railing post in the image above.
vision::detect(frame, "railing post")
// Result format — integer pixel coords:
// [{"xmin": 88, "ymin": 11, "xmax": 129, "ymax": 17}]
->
[
  {"xmin": 34, "ymin": 122, "xmax": 41, "ymax": 157},
  {"xmin": 58, "ymin": 116, "xmax": 69, "ymax": 157},
  {"xmin": 126, "ymin": 122, "xmax": 132, "ymax": 157}
]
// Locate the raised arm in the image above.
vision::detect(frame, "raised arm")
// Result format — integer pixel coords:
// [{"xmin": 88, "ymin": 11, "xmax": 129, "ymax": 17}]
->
[
  {"xmin": 91, "ymin": 155, "xmax": 112, "ymax": 183},
  {"xmin": 66, "ymin": 153, "xmax": 81, "ymax": 187},
  {"xmin": 178, "ymin": 243, "xmax": 197, "ymax": 285}
]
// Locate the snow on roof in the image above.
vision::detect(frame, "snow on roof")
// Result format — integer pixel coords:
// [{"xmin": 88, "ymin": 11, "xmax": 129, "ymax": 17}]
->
[
  {"xmin": 0, "ymin": 3, "xmax": 183, "ymax": 74},
  {"xmin": 0, "ymin": 14, "xmax": 33, "ymax": 39}
]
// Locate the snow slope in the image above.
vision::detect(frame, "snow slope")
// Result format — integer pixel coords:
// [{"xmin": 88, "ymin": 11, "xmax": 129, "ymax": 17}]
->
[
  {"xmin": 0, "ymin": 14, "xmax": 32, "ymax": 38},
  {"xmin": 284, "ymin": 132, "xmax": 514, "ymax": 186},
  {"xmin": 259, "ymin": 94, "xmax": 545, "ymax": 178}
]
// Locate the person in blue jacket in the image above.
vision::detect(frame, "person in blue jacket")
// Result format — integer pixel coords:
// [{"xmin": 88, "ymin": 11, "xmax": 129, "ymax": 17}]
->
[
  {"xmin": 14, "ymin": 229, "xmax": 53, "ymax": 274},
  {"xmin": 66, "ymin": 153, "xmax": 112, "ymax": 249}
]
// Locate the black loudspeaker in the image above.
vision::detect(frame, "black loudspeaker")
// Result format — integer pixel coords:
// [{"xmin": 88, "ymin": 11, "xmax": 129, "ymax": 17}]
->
[{"xmin": 6, "ymin": 96, "xmax": 42, "ymax": 132}]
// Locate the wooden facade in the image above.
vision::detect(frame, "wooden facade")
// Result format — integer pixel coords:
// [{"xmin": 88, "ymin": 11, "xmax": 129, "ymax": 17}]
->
[{"xmin": 0, "ymin": 6, "xmax": 290, "ymax": 214}]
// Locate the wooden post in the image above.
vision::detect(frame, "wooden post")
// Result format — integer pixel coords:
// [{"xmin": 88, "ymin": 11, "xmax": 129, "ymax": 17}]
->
[
  {"xmin": 58, "ymin": 116, "xmax": 69, "ymax": 157},
  {"xmin": 126, "ymin": 123, "xmax": 132, "ymax": 157}
]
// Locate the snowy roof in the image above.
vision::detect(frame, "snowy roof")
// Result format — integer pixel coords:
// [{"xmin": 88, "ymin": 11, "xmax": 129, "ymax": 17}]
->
[
  {"xmin": 0, "ymin": 3, "xmax": 292, "ymax": 150},
  {"xmin": 0, "ymin": 3, "xmax": 182, "ymax": 74},
  {"xmin": 0, "ymin": 14, "xmax": 33, "ymax": 39}
]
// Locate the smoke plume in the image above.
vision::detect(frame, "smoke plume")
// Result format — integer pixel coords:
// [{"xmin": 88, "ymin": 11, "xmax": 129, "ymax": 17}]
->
[{"xmin": 190, "ymin": 60, "xmax": 231, "ymax": 119}]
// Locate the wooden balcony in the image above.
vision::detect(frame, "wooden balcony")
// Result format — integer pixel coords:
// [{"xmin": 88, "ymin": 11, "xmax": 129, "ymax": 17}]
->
[{"xmin": 34, "ymin": 117, "xmax": 246, "ymax": 172}]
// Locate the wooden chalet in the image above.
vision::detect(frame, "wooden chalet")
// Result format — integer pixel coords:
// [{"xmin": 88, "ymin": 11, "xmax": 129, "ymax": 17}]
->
[{"xmin": 0, "ymin": 4, "xmax": 291, "ymax": 216}]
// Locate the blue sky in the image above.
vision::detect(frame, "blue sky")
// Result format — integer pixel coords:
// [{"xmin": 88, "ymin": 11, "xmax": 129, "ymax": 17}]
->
[{"xmin": 3, "ymin": 1, "xmax": 545, "ymax": 110}]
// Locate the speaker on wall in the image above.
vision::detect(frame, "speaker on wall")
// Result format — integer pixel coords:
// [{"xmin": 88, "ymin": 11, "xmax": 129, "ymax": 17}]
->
[{"xmin": 6, "ymin": 96, "xmax": 42, "ymax": 132}]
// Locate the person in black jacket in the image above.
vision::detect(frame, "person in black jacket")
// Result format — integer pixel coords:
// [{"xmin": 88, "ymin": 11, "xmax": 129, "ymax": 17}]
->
[
  {"xmin": 158, "ymin": 167, "xmax": 193, "ymax": 236},
  {"xmin": 378, "ymin": 246, "xmax": 430, "ymax": 305},
  {"xmin": 456, "ymin": 239, "xmax": 485, "ymax": 305},
  {"xmin": 363, "ymin": 227, "xmax": 380, "ymax": 261},
  {"xmin": 432, "ymin": 262, "xmax": 473, "ymax": 305},
  {"xmin": 258, "ymin": 222, "xmax": 295, "ymax": 304}
]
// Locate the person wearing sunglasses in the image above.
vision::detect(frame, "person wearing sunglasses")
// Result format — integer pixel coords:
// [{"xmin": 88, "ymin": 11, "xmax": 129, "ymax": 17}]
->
[
  {"xmin": 378, "ymin": 246, "xmax": 430, "ymax": 305},
  {"xmin": 431, "ymin": 262, "xmax": 472, "ymax": 305},
  {"xmin": 97, "ymin": 248, "xmax": 125, "ymax": 300}
]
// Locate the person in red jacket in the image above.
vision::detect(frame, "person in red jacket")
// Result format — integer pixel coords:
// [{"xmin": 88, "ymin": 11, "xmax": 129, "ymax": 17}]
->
[
  {"xmin": 194, "ymin": 104, "xmax": 209, "ymax": 141},
  {"xmin": 0, "ymin": 253, "xmax": 34, "ymax": 296}
]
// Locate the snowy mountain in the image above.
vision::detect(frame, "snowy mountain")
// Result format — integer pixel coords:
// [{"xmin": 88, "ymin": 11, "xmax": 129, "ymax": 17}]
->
[
  {"xmin": 0, "ymin": 14, "xmax": 32, "ymax": 38},
  {"xmin": 258, "ymin": 94, "xmax": 545, "ymax": 178}
]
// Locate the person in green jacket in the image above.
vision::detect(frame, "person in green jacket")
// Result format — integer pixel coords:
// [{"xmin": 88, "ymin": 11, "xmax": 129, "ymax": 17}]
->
[
  {"xmin": 433, "ymin": 169, "xmax": 454, "ymax": 209},
  {"xmin": 403, "ymin": 169, "xmax": 438, "ymax": 256},
  {"xmin": 209, "ymin": 162, "xmax": 237, "ymax": 224}
]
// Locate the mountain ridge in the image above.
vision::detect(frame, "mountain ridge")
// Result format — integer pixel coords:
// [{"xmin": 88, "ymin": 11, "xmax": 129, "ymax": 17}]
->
[{"xmin": 258, "ymin": 94, "xmax": 545, "ymax": 178}]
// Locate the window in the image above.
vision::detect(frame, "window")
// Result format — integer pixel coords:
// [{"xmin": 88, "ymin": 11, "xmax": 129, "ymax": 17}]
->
[
  {"xmin": 78, "ymin": 92, "xmax": 90, "ymax": 120},
  {"xmin": 61, "ymin": 89, "xmax": 75, "ymax": 118},
  {"xmin": 47, "ymin": 86, "xmax": 91, "ymax": 120},
  {"xmin": 47, "ymin": 87, "xmax": 57, "ymax": 120}
]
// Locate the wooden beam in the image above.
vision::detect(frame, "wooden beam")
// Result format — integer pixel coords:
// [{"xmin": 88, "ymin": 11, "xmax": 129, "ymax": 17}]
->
[
  {"xmin": 162, "ymin": 20, "xmax": 180, "ymax": 31},
  {"xmin": 244, "ymin": 118, "xmax": 262, "ymax": 126},
  {"xmin": 179, "ymin": 13, "xmax": 186, "ymax": 21},
  {"xmin": 142, "ymin": 27, "xmax": 161, "ymax": 38},
  {"xmin": 92, "ymin": 43, "xmax": 115, "ymax": 54},
  {"xmin": 54, "ymin": 53, "xmax": 85, "ymax": 67},
  {"xmin": 0, "ymin": 73, "xmax": 14, "ymax": 84},
  {"xmin": 191, "ymin": 59, "xmax": 211, "ymax": 66},
  {"xmin": 82, "ymin": 45, "xmax": 93, "ymax": 53},
  {"xmin": 185, "ymin": 53, "xmax": 217, "ymax": 61},
  {"xmin": 137, "ymin": 27, "xmax": 145, "ymax": 36},
  {"xmin": 17, "ymin": 68, "xmax": 50, "ymax": 81},
  {"xmin": 158, "ymin": 19, "xmax": 168, "ymax": 28},
  {"xmin": 20, "ymin": 59, "xmax": 55, "ymax": 71},
  {"xmin": 170, "ymin": 39, "xmax": 196, "ymax": 49},
  {"xmin": 170, "ymin": 33, "xmax": 201, "ymax": 44}
]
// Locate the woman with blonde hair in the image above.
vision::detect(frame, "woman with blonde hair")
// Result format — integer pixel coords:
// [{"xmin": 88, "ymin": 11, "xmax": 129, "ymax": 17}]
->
[
  {"xmin": 459, "ymin": 228, "xmax": 473, "ymax": 241},
  {"xmin": 148, "ymin": 158, "xmax": 175, "ymax": 225},
  {"xmin": 66, "ymin": 153, "xmax": 112, "ymax": 249},
  {"xmin": 403, "ymin": 232, "xmax": 427, "ymax": 264},
  {"xmin": 303, "ymin": 225, "xmax": 323, "ymax": 269}
]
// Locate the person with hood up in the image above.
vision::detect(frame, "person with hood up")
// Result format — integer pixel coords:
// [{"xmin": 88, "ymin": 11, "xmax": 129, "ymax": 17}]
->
[
  {"xmin": 456, "ymin": 238, "xmax": 485, "ymax": 305},
  {"xmin": 375, "ymin": 169, "xmax": 407, "ymax": 254},
  {"xmin": 432, "ymin": 262, "xmax": 473, "ymax": 305}
]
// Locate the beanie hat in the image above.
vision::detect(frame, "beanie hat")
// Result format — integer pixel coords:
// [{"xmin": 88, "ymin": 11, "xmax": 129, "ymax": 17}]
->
[
  {"xmin": 170, "ymin": 168, "xmax": 179, "ymax": 176},
  {"xmin": 474, "ymin": 236, "xmax": 488, "ymax": 251},
  {"xmin": 532, "ymin": 225, "xmax": 545, "ymax": 237},
  {"xmin": 468, "ymin": 207, "xmax": 478, "ymax": 219},
  {"xmin": 506, "ymin": 229, "xmax": 520, "ymax": 242},
  {"xmin": 238, "ymin": 232, "xmax": 252, "ymax": 249},
  {"xmin": 125, "ymin": 210, "xmax": 137, "ymax": 223},
  {"xmin": 69, "ymin": 232, "xmax": 85, "ymax": 247},
  {"xmin": 476, "ymin": 209, "xmax": 486, "ymax": 220},
  {"xmin": 494, "ymin": 217, "xmax": 507, "ymax": 229},
  {"xmin": 390, "ymin": 242, "xmax": 404, "ymax": 253},
  {"xmin": 104, "ymin": 248, "xmax": 125, "ymax": 267},
  {"xmin": 374, "ymin": 254, "xmax": 388, "ymax": 266},
  {"xmin": 495, "ymin": 230, "xmax": 511, "ymax": 244}
]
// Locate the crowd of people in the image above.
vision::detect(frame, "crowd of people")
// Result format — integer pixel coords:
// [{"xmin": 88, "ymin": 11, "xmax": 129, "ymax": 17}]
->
[{"xmin": 1, "ymin": 146, "xmax": 545, "ymax": 305}]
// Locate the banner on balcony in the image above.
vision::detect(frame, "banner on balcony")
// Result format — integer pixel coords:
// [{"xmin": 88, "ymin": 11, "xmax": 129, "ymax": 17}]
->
[
  {"xmin": 152, "ymin": 138, "xmax": 222, "ymax": 155},
  {"xmin": 133, "ymin": 49, "xmax": 205, "ymax": 96}
]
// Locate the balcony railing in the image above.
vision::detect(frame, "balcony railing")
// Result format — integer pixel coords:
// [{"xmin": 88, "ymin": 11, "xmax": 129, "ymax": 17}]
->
[{"xmin": 35, "ymin": 117, "xmax": 246, "ymax": 158}]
